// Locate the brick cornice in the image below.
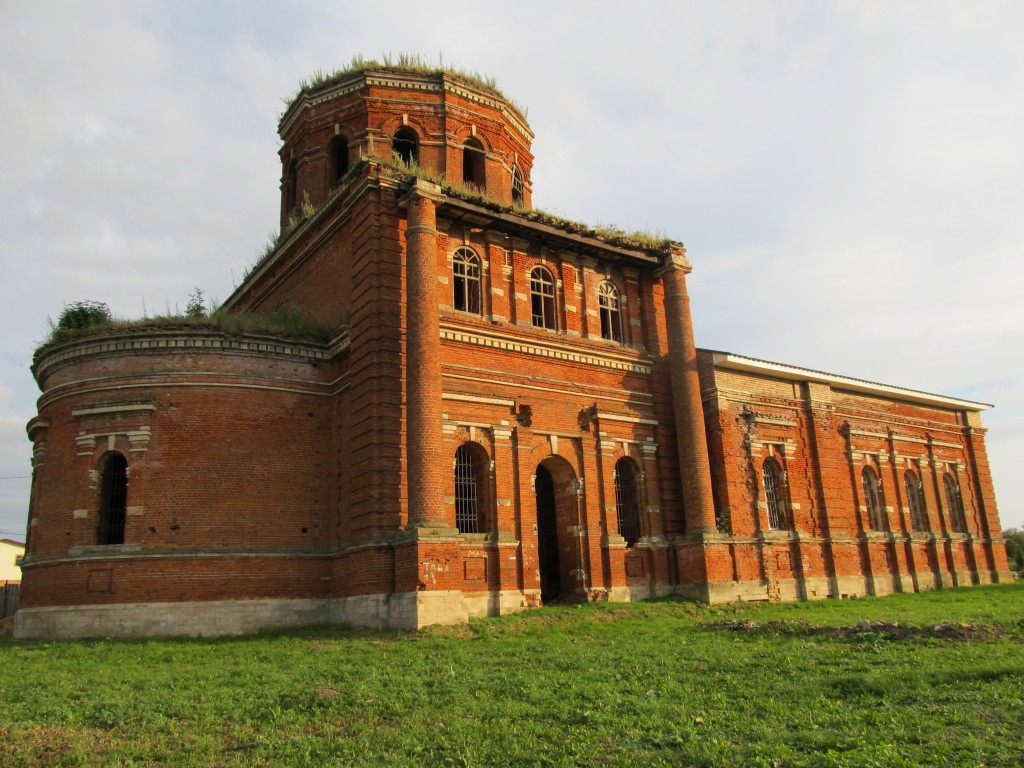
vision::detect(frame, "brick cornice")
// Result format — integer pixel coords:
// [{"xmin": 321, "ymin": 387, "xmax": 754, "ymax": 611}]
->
[
  {"xmin": 440, "ymin": 322, "xmax": 652, "ymax": 374},
  {"xmin": 33, "ymin": 328, "xmax": 340, "ymax": 387}
]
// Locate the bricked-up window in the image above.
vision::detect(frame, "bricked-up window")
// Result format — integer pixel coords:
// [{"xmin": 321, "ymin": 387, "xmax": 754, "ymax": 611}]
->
[
  {"xmin": 97, "ymin": 452, "xmax": 127, "ymax": 546},
  {"xmin": 462, "ymin": 137, "xmax": 485, "ymax": 188},
  {"xmin": 452, "ymin": 247, "xmax": 482, "ymax": 314},
  {"xmin": 329, "ymin": 136, "xmax": 349, "ymax": 185},
  {"xmin": 904, "ymin": 471, "xmax": 927, "ymax": 531},
  {"xmin": 614, "ymin": 457, "xmax": 642, "ymax": 546},
  {"xmin": 511, "ymin": 165, "xmax": 524, "ymax": 207},
  {"xmin": 762, "ymin": 458, "xmax": 789, "ymax": 530},
  {"xmin": 392, "ymin": 127, "xmax": 418, "ymax": 166},
  {"xmin": 862, "ymin": 466, "xmax": 886, "ymax": 531},
  {"xmin": 455, "ymin": 444, "xmax": 487, "ymax": 533},
  {"xmin": 598, "ymin": 281, "xmax": 623, "ymax": 342},
  {"xmin": 530, "ymin": 266, "xmax": 557, "ymax": 330},
  {"xmin": 944, "ymin": 473, "xmax": 967, "ymax": 533}
]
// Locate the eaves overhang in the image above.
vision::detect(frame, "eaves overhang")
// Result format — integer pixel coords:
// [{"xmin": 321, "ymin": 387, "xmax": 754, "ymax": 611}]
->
[{"xmin": 707, "ymin": 350, "xmax": 992, "ymax": 412}]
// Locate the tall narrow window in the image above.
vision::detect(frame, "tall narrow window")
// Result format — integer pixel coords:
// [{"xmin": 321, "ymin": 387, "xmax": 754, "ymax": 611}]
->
[
  {"xmin": 97, "ymin": 452, "xmax": 127, "ymax": 545},
  {"xmin": 763, "ymin": 458, "xmax": 789, "ymax": 530},
  {"xmin": 614, "ymin": 458, "xmax": 641, "ymax": 546},
  {"xmin": 944, "ymin": 473, "xmax": 966, "ymax": 533},
  {"xmin": 462, "ymin": 137, "xmax": 486, "ymax": 188},
  {"xmin": 455, "ymin": 444, "xmax": 480, "ymax": 534},
  {"xmin": 904, "ymin": 471, "xmax": 927, "ymax": 531},
  {"xmin": 284, "ymin": 159, "xmax": 298, "ymax": 212},
  {"xmin": 452, "ymin": 247, "xmax": 482, "ymax": 314},
  {"xmin": 862, "ymin": 466, "xmax": 886, "ymax": 531},
  {"xmin": 392, "ymin": 127, "xmax": 418, "ymax": 166},
  {"xmin": 530, "ymin": 266, "xmax": 557, "ymax": 330},
  {"xmin": 329, "ymin": 136, "xmax": 349, "ymax": 185},
  {"xmin": 511, "ymin": 165, "xmax": 524, "ymax": 206},
  {"xmin": 597, "ymin": 281, "xmax": 622, "ymax": 342}
]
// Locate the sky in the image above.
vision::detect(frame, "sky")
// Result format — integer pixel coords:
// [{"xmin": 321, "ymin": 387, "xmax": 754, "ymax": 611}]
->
[{"xmin": 1, "ymin": 0, "xmax": 1022, "ymax": 541}]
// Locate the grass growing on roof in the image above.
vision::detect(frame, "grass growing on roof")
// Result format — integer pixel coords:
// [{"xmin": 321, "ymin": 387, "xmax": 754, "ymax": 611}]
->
[
  {"xmin": 38, "ymin": 303, "xmax": 333, "ymax": 350},
  {"xmin": 2, "ymin": 582, "xmax": 1022, "ymax": 766},
  {"xmin": 285, "ymin": 53, "xmax": 527, "ymax": 117}
]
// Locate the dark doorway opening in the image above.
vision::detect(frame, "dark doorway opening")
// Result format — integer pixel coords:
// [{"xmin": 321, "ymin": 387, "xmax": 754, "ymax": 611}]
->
[{"xmin": 535, "ymin": 464, "xmax": 561, "ymax": 603}]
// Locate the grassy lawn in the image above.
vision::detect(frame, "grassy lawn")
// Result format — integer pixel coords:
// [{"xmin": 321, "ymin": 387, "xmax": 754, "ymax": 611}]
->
[{"xmin": 2, "ymin": 582, "xmax": 1022, "ymax": 767}]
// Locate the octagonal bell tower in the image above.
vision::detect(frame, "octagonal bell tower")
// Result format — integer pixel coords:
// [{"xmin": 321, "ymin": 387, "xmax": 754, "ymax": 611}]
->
[{"xmin": 277, "ymin": 67, "xmax": 535, "ymax": 227}]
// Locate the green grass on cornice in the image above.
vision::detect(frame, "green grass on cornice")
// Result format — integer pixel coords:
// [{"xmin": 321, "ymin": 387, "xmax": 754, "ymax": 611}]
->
[
  {"xmin": 376, "ymin": 154, "xmax": 677, "ymax": 254},
  {"xmin": 37, "ymin": 307, "xmax": 334, "ymax": 352},
  {"xmin": 284, "ymin": 53, "xmax": 527, "ymax": 117},
  {"xmin": 241, "ymin": 155, "xmax": 678, "ymax": 295}
]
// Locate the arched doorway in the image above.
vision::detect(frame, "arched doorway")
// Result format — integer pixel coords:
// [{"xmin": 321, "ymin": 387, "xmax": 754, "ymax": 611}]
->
[
  {"xmin": 534, "ymin": 456, "xmax": 581, "ymax": 604},
  {"xmin": 535, "ymin": 465, "xmax": 560, "ymax": 602}
]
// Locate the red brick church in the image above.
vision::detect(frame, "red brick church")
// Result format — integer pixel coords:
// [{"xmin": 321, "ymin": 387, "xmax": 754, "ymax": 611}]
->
[{"xmin": 16, "ymin": 67, "xmax": 1012, "ymax": 638}]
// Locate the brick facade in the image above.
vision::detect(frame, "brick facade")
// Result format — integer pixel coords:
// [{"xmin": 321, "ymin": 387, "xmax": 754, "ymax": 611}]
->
[{"xmin": 16, "ymin": 68, "xmax": 1012, "ymax": 638}]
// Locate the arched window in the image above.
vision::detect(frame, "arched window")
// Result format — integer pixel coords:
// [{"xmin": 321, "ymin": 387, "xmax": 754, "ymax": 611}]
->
[
  {"xmin": 97, "ymin": 452, "xmax": 127, "ymax": 545},
  {"xmin": 614, "ymin": 457, "xmax": 642, "ymax": 546},
  {"xmin": 597, "ymin": 281, "xmax": 622, "ymax": 342},
  {"xmin": 904, "ymin": 471, "xmax": 927, "ymax": 531},
  {"xmin": 452, "ymin": 247, "xmax": 482, "ymax": 314},
  {"xmin": 462, "ymin": 136, "xmax": 485, "ymax": 188},
  {"xmin": 862, "ymin": 466, "xmax": 886, "ymax": 531},
  {"xmin": 329, "ymin": 136, "xmax": 349, "ymax": 185},
  {"xmin": 762, "ymin": 458, "xmax": 789, "ymax": 530},
  {"xmin": 511, "ymin": 165, "xmax": 524, "ymax": 207},
  {"xmin": 392, "ymin": 127, "xmax": 418, "ymax": 166},
  {"xmin": 530, "ymin": 266, "xmax": 557, "ymax": 330},
  {"xmin": 454, "ymin": 443, "xmax": 488, "ymax": 534},
  {"xmin": 944, "ymin": 473, "xmax": 966, "ymax": 533}
]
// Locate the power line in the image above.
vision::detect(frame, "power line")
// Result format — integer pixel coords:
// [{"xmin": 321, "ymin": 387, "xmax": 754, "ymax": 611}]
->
[{"xmin": 0, "ymin": 476, "xmax": 30, "ymax": 480}]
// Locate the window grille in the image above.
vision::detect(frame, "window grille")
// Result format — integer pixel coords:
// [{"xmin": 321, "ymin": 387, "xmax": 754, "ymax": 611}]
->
[
  {"xmin": 453, "ymin": 248, "xmax": 482, "ymax": 314},
  {"xmin": 598, "ymin": 281, "xmax": 622, "ymax": 342},
  {"xmin": 763, "ymin": 458, "xmax": 788, "ymax": 530},
  {"xmin": 511, "ymin": 165, "xmax": 524, "ymax": 206},
  {"xmin": 904, "ymin": 471, "xmax": 927, "ymax": 531},
  {"xmin": 454, "ymin": 445, "xmax": 480, "ymax": 534},
  {"xmin": 98, "ymin": 452, "xmax": 127, "ymax": 545},
  {"xmin": 530, "ymin": 267, "xmax": 557, "ymax": 329},
  {"xmin": 614, "ymin": 458, "xmax": 641, "ymax": 545},
  {"xmin": 862, "ymin": 466, "xmax": 886, "ymax": 531},
  {"xmin": 944, "ymin": 473, "xmax": 966, "ymax": 533}
]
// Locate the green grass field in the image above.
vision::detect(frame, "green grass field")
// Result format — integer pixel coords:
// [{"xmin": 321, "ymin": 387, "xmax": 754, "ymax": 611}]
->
[{"xmin": 2, "ymin": 583, "xmax": 1022, "ymax": 767}]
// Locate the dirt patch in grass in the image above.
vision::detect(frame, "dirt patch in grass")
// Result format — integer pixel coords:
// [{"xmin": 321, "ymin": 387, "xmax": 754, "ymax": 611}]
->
[
  {"xmin": 0, "ymin": 724, "xmax": 114, "ymax": 765},
  {"xmin": 706, "ymin": 618, "xmax": 1010, "ymax": 642},
  {"xmin": 586, "ymin": 608, "xmax": 635, "ymax": 623}
]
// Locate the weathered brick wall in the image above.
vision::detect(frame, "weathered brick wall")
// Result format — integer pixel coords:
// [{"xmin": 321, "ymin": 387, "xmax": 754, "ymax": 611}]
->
[
  {"xmin": 23, "ymin": 331, "xmax": 333, "ymax": 608},
  {"xmin": 697, "ymin": 351, "xmax": 1009, "ymax": 596}
]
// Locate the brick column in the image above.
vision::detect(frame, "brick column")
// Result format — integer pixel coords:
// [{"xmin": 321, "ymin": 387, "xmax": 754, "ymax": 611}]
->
[
  {"xmin": 400, "ymin": 179, "xmax": 447, "ymax": 529},
  {"xmin": 658, "ymin": 248, "xmax": 717, "ymax": 534}
]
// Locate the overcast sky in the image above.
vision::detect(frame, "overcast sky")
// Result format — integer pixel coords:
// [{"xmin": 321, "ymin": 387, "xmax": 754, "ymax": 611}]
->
[{"xmin": 1, "ymin": 0, "xmax": 1022, "ymax": 542}]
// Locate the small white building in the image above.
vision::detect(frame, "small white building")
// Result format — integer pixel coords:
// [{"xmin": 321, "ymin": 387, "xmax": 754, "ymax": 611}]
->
[{"xmin": 0, "ymin": 539, "xmax": 24, "ymax": 583}]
